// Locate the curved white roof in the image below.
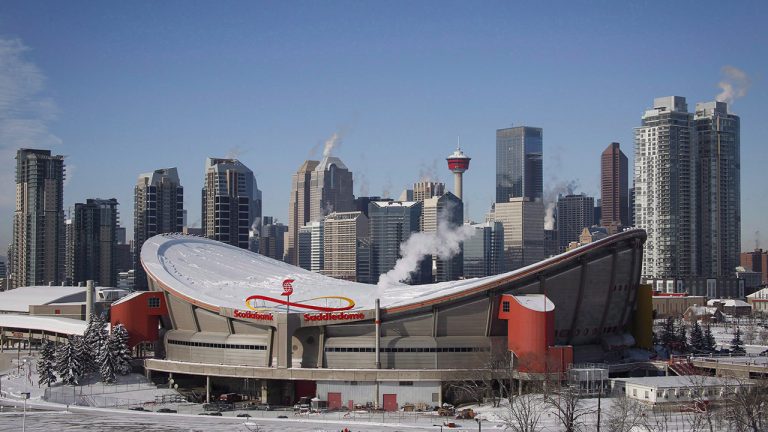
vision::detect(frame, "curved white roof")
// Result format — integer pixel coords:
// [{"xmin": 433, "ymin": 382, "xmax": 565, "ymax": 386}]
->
[
  {"xmin": 141, "ymin": 231, "xmax": 645, "ymax": 315},
  {"xmin": 0, "ymin": 286, "xmax": 86, "ymax": 313},
  {"xmin": 0, "ymin": 314, "xmax": 86, "ymax": 335}
]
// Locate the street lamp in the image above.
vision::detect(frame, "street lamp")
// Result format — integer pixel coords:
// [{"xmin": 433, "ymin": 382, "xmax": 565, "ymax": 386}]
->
[
  {"xmin": 475, "ymin": 417, "xmax": 482, "ymax": 432},
  {"xmin": 21, "ymin": 391, "xmax": 30, "ymax": 432}
]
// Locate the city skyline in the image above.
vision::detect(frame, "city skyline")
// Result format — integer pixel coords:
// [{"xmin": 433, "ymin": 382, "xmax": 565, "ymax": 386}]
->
[{"xmin": 0, "ymin": 2, "xmax": 766, "ymax": 255}]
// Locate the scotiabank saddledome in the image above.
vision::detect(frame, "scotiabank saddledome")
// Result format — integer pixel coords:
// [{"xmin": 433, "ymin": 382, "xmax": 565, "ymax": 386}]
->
[{"xmin": 138, "ymin": 230, "xmax": 647, "ymax": 406}]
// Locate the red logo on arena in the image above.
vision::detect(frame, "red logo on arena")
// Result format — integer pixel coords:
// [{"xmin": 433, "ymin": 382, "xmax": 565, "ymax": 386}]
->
[{"xmin": 282, "ymin": 279, "xmax": 294, "ymax": 296}]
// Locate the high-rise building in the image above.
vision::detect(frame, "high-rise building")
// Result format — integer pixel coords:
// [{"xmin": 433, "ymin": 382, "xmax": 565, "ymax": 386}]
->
[
  {"xmin": 413, "ymin": 181, "xmax": 445, "ymax": 202},
  {"xmin": 496, "ymin": 126, "xmax": 543, "ymax": 203},
  {"xmin": 628, "ymin": 187, "xmax": 636, "ymax": 227},
  {"xmin": 64, "ymin": 212, "xmax": 74, "ymax": 284},
  {"xmin": 556, "ymin": 194, "xmax": 595, "ymax": 252},
  {"xmin": 309, "ymin": 156, "xmax": 354, "ymax": 223},
  {"xmin": 0, "ymin": 259, "xmax": 7, "ymax": 291},
  {"xmin": 259, "ymin": 217, "xmax": 288, "ymax": 262},
  {"xmin": 202, "ymin": 158, "xmax": 262, "ymax": 249},
  {"xmin": 11, "ymin": 149, "xmax": 66, "ymax": 288},
  {"xmin": 298, "ymin": 221, "xmax": 324, "ymax": 272},
  {"xmin": 600, "ymin": 142, "xmax": 629, "ymax": 232},
  {"xmin": 634, "ymin": 96, "xmax": 696, "ymax": 279},
  {"xmin": 287, "ymin": 160, "xmax": 320, "ymax": 265},
  {"xmin": 354, "ymin": 196, "xmax": 386, "ymax": 218},
  {"xmin": 695, "ymin": 101, "xmax": 740, "ymax": 278},
  {"xmin": 369, "ymin": 201, "xmax": 429, "ymax": 284},
  {"xmin": 493, "ymin": 198, "xmax": 545, "ymax": 270},
  {"xmin": 463, "ymin": 221, "xmax": 504, "ymax": 278},
  {"xmin": 422, "ymin": 192, "xmax": 464, "ymax": 281},
  {"xmin": 322, "ymin": 211, "xmax": 369, "ymax": 282},
  {"xmin": 72, "ymin": 199, "xmax": 119, "ymax": 287},
  {"xmin": 544, "ymin": 229, "xmax": 559, "ymax": 258},
  {"xmin": 134, "ymin": 168, "xmax": 184, "ymax": 290}
]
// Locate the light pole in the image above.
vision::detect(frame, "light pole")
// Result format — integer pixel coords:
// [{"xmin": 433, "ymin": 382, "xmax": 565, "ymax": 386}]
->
[
  {"xmin": 475, "ymin": 417, "xmax": 482, "ymax": 432},
  {"xmin": 21, "ymin": 391, "xmax": 30, "ymax": 432}
]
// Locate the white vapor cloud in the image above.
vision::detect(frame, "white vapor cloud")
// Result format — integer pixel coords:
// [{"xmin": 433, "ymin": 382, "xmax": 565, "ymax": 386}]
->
[
  {"xmin": 0, "ymin": 38, "xmax": 61, "ymax": 209},
  {"xmin": 716, "ymin": 65, "xmax": 750, "ymax": 105}
]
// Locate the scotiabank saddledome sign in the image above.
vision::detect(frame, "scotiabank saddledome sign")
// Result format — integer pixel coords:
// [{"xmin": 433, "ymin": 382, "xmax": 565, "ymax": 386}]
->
[{"xmin": 233, "ymin": 279, "xmax": 366, "ymax": 323}]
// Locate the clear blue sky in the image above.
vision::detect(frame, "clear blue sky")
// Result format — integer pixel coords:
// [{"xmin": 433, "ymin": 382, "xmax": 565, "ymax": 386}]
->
[{"xmin": 1, "ymin": 1, "xmax": 766, "ymax": 253}]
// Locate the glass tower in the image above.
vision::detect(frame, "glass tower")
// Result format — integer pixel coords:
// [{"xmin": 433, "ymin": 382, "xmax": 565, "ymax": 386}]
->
[{"xmin": 496, "ymin": 126, "xmax": 543, "ymax": 203}]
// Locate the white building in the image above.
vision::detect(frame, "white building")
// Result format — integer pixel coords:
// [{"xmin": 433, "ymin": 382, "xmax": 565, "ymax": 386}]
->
[
  {"xmin": 493, "ymin": 198, "xmax": 544, "ymax": 271},
  {"xmin": 298, "ymin": 221, "xmax": 324, "ymax": 273},
  {"xmin": 612, "ymin": 376, "xmax": 749, "ymax": 406},
  {"xmin": 634, "ymin": 97, "xmax": 696, "ymax": 279},
  {"xmin": 322, "ymin": 211, "xmax": 368, "ymax": 282}
]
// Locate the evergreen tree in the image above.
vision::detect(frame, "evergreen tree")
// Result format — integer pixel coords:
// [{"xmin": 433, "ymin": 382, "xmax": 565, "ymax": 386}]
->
[
  {"xmin": 55, "ymin": 336, "xmax": 82, "ymax": 385},
  {"xmin": 84, "ymin": 314, "xmax": 108, "ymax": 373},
  {"xmin": 37, "ymin": 340, "xmax": 57, "ymax": 387},
  {"xmin": 730, "ymin": 328, "xmax": 746, "ymax": 355},
  {"xmin": 689, "ymin": 320, "xmax": 706, "ymax": 353},
  {"xmin": 675, "ymin": 320, "xmax": 688, "ymax": 353},
  {"xmin": 660, "ymin": 317, "xmax": 676, "ymax": 349},
  {"xmin": 704, "ymin": 325, "xmax": 717, "ymax": 353},
  {"xmin": 98, "ymin": 328, "xmax": 116, "ymax": 383},
  {"xmin": 111, "ymin": 324, "xmax": 133, "ymax": 375}
]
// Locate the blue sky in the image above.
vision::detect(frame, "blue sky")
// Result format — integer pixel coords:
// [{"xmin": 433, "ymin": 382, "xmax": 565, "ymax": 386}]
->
[{"xmin": 0, "ymin": 1, "xmax": 766, "ymax": 253}]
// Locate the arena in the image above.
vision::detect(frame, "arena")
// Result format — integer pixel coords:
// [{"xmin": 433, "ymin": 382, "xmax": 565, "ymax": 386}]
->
[{"xmin": 118, "ymin": 229, "xmax": 648, "ymax": 408}]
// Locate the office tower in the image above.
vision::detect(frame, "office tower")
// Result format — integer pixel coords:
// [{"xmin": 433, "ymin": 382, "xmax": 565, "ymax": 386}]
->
[
  {"xmin": 422, "ymin": 192, "xmax": 464, "ymax": 281},
  {"xmin": 369, "ymin": 201, "xmax": 429, "ymax": 284},
  {"xmin": 628, "ymin": 187, "xmax": 636, "ymax": 227},
  {"xmin": 494, "ymin": 198, "xmax": 545, "ymax": 270},
  {"xmin": 496, "ymin": 126, "xmax": 543, "ymax": 203},
  {"xmin": 202, "ymin": 158, "xmax": 262, "ymax": 249},
  {"xmin": 322, "ymin": 211, "xmax": 369, "ymax": 281},
  {"xmin": 287, "ymin": 160, "xmax": 320, "ymax": 265},
  {"xmin": 398, "ymin": 189, "xmax": 414, "ymax": 201},
  {"xmin": 259, "ymin": 217, "xmax": 288, "ymax": 261},
  {"xmin": 594, "ymin": 199, "xmax": 602, "ymax": 229},
  {"xmin": 544, "ymin": 229, "xmax": 559, "ymax": 258},
  {"xmin": 0, "ymin": 259, "xmax": 6, "ymax": 291},
  {"xmin": 634, "ymin": 96, "xmax": 696, "ymax": 279},
  {"xmin": 354, "ymin": 196, "xmax": 385, "ymax": 218},
  {"xmin": 64, "ymin": 213, "xmax": 74, "ymax": 284},
  {"xmin": 447, "ymin": 146, "xmax": 471, "ymax": 200},
  {"xmin": 11, "ymin": 149, "xmax": 66, "ymax": 288},
  {"xmin": 298, "ymin": 221, "xmax": 324, "ymax": 272},
  {"xmin": 600, "ymin": 142, "xmax": 629, "ymax": 233},
  {"xmin": 309, "ymin": 156, "xmax": 354, "ymax": 223},
  {"xmin": 695, "ymin": 101, "xmax": 740, "ymax": 278},
  {"xmin": 413, "ymin": 181, "xmax": 445, "ymax": 202},
  {"xmin": 134, "ymin": 168, "xmax": 184, "ymax": 290},
  {"xmin": 740, "ymin": 249, "xmax": 768, "ymax": 285},
  {"xmin": 556, "ymin": 194, "xmax": 595, "ymax": 252},
  {"xmin": 463, "ymin": 221, "xmax": 504, "ymax": 278},
  {"xmin": 116, "ymin": 227, "xmax": 127, "ymax": 245},
  {"xmin": 72, "ymin": 199, "xmax": 119, "ymax": 287}
]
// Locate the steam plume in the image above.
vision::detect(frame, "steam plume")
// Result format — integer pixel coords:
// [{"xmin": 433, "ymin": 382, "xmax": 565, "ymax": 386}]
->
[
  {"xmin": 418, "ymin": 159, "xmax": 439, "ymax": 182},
  {"xmin": 322, "ymin": 132, "xmax": 342, "ymax": 158},
  {"xmin": 377, "ymin": 220, "xmax": 475, "ymax": 289},
  {"xmin": 716, "ymin": 66, "xmax": 750, "ymax": 105}
]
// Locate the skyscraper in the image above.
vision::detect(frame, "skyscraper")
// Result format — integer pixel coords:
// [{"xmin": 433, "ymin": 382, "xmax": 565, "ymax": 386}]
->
[
  {"xmin": 600, "ymin": 142, "xmax": 629, "ymax": 232},
  {"xmin": 695, "ymin": 101, "xmax": 740, "ymax": 278},
  {"xmin": 72, "ymin": 199, "xmax": 119, "ymax": 287},
  {"xmin": 413, "ymin": 181, "xmax": 445, "ymax": 202},
  {"xmin": 309, "ymin": 156, "xmax": 354, "ymax": 223},
  {"xmin": 369, "ymin": 201, "xmax": 429, "ymax": 284},
  {"xmin": 287, "ymin": 160, "xmax": 320, "ymax": 265},
  {"xmin": 134, "ymin": 168, "xmax": 184, "ymax": 290},
  {"xmin": 11, "ymin": 149, "xmax": 66, "ymax": 288},
  {"xmin": 421, "ymin": 192, "xmax": 464, "ymax": 281},
  {"xmin": 259, "ymin": 217, "xmax": 288, "ymax": 262},
  {"xmin": 556, "ymin": 194, "xmax": 595, "ymax": 252},
  {"xmin": 634, "ymin": 96, "xmax": 696, "ymax": 279},
  {"xmin": 493, "ymin": 198, "xmax": 545, "ymax": 271},
  {"xmin": 322, "ymin": 211, "xmax": 369, "ymax": 282},
  {"xmin": 202, "ymin": 158, "xmax": 262, "ymax": 250},
  {"xmin": 463, "ymin": 221, "xmax": 504, "ymax": 278},
  {"xmin": 496, "ymin": 126, "xmax": 543, "ymax": 203},
  {"xmin": 298, "ymin": 221, "xmax": 324, "ymax": 272}
]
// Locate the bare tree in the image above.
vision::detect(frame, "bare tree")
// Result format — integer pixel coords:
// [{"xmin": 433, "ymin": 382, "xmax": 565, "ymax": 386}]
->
[
  {"xmin": 605, "ymin": 395, "xmax": 650, "ymax": 432},
  {"xmin": 499, "ymin": 391, "xmax": 546, "ymax": 432},
  {"xmin": 543, "ymin": 383, "xmax": 596, "ymax": 432},
  {"xmin": 648, "ymin": 405, "xmax": 674, "ymax": 432},
  {"xmin": 682, "ymin": 375, "xmax": 724, "ymax": 432},
  {"xmin": 724, "ymin": 377, "xmax": 768, "ymax": 432}
]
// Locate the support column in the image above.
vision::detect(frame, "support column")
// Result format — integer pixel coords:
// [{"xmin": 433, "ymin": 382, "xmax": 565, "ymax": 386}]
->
[
  {"xmin": 206, "ymin": 376, "xmax": 211, "ymax": 404},
  {"xmin": 260, "ymin": 380, "xmax": 268, "ymax": 403},
  {"xmin": 276, "ymin": 314, "xmax": 300, "ymax": 368},
  {"xmin": 375, "ymin": 299, "xmax": 381, "ymax": 369}
]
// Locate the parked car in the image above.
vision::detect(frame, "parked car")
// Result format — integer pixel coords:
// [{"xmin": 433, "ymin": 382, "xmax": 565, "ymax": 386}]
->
[
  {"xmin": 253, "ymin": 404, "xmax": 271, "ymax": 411},
  {"xmin": 237, "ymin": 413, "xmax": 251, "ymax": 418},
  {"xmin": 129, "ymin": 407, "xmax": 149, "ymax": 412},
  {"xmin": 219, "ymin": 393, "xmax": 242, "ymax": 403},
  {"xmin": 293, "ymin": 396, "xmax": 311, "ymax": 411},
  {"xmin": 157, "ymin": 408, "xmax": 177, "ymax": 413}
]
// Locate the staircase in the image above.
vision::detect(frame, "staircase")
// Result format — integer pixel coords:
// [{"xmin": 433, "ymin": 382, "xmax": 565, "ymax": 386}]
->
[{"xmin": 668, "ymin": 356, "xmax": 698, "ymax": 376}]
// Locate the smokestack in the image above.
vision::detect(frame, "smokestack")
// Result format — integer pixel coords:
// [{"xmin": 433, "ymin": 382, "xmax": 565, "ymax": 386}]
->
[{"xmin": 86, "ymin": 280, "xmax": 95, "ymax": 321}]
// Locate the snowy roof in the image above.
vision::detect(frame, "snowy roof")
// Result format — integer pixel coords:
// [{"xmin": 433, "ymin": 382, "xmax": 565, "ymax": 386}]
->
[
  {"xmin": 686, "ymin": 306, "xmax": 719, "ymax": 316},
  {"xmin": 141, "ymin": 231, "xmax": 645, "ymax": 315},
  {"xmin": 0, "ymin": 286, "xmax": 86, "ymax": 313},
  {"xmin": 747, "ymin": 288, "xmax": 768, "ymax": 300},
  {"xmin": 512, "ymin": 295, "xmax": 554, "ymax": 312},
  {"xmin": 707, "ymin": 299, "xmax": 750, "ymax": 308},
  {"xmin": 0, "ymin": 314, "xmax": 86, "ymax": 335},
  {"xmin": 613, "ymin": 376, "xmax": 740, "ymax": 389}
]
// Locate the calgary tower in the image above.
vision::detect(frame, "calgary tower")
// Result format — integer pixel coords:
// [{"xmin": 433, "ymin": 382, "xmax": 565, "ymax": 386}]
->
[{"xmin": 446, "ymin": 144, "xmax": 470, "ymax": 200}]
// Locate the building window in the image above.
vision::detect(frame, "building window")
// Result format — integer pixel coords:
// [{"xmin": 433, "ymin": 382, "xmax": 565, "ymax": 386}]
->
[
  {"xmin": 399, "ymin": 381, "xmax": 414, "ymax": 386},
  {"xmin": 148, "ymin": 297, "xmax": 161, "ymax": 308},
  {"xmin": 502, "ymin": 301, "xmax": 510, "ymax": 313}
]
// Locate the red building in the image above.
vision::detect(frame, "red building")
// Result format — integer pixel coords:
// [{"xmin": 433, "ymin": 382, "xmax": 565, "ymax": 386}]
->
[
  {"xmin": 741, "ymin": 249, "xmax": 768, "ymax": 285},
  {"xmin": 110, "ymin": 291, "xmax": 167, "ymax": 349}
]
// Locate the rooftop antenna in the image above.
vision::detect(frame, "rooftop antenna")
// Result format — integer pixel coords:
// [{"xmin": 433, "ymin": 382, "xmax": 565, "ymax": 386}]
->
[{"xmin": 457, "ymin": 136, "xmax": 461, "ymax": 151}]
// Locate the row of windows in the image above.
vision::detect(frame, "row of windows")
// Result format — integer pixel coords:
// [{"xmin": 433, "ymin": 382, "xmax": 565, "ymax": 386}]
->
[
  {"xmin": 168, "ymin": 339, "xmax": 267, "ymax": 350},
  {"xmin": 325, "ymin": 347, "xmax": 490, "ymax": 353}
]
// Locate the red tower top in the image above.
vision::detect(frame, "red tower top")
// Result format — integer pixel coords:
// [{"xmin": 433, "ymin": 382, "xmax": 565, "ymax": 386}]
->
[{"xmin": 447, "ymin": 147, "xmax": 471, "ymax": 173}]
